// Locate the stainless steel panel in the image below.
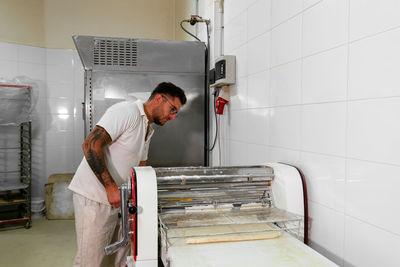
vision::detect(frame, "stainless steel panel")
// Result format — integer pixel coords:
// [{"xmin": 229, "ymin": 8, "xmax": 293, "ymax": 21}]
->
[
  {"xmin": 90, "ymin": 71, "xmax": 205, "ymax": 167},
  {"xmin": 73, "ymin": 35, "xmax": 205, "ymax": 73},
  {"xmin": 76, "ymin": 36, "xmax": 207, "ymax": 167}
]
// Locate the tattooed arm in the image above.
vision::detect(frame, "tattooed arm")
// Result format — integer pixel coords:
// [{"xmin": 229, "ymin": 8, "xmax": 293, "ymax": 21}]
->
[{"xmin": 82, "ymin": 125, "xmax": 121, "ymax": 208}]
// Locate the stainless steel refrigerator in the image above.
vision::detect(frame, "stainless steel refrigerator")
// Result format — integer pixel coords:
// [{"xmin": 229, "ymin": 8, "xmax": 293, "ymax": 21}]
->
[{"xmin": 73, "ymin": 35, "xmax": 208, "ymax": 167}]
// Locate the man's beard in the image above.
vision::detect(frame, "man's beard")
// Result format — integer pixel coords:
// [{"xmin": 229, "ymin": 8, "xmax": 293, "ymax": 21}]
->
[
  {"xmin": 153, "ymin": 117, "xmax": 164, "ymax": 126},
  {"xmin": 152, "ymin": 107, "xmax": 165, "ymax": 126}
]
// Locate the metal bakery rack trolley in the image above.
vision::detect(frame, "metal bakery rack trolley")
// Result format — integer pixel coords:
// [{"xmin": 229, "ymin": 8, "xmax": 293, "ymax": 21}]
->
[{"xmin": 0, "ymin": 84, "xmax": 32, "ymax": 229}]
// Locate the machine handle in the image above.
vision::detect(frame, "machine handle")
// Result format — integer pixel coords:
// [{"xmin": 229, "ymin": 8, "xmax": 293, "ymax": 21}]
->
[{"xmin": 104, "ymin": 184, "xmax": 130, "ymax": 255}]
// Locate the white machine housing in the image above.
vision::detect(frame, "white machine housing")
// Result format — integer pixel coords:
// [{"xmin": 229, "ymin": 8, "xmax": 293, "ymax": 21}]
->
[
  {"xmin": 105, "ymin": 167, "xmax": 158, "ymax": 267},
  {"xmin": 109, "ymin": 164, "xmax": 337, "ymax": 267},
  {"xmin": 133, "ymin": 167, "xmax": 158, "ymax": 266}
]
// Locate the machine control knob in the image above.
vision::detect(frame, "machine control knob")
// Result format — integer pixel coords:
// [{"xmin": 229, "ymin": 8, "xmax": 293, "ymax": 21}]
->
[{"xmin": 128, "ymin": 205, "xmax": 137, "ymax": 214}]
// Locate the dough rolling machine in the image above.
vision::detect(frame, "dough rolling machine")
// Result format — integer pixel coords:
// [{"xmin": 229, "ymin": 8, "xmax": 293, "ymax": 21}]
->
[{"xmin": 105, "ymin": 164, "xmax": 337, "ymax": 266}]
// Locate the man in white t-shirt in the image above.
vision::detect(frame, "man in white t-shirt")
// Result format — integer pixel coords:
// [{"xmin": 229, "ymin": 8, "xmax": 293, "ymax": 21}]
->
[{"xmin": 68, "ymin": 82, "xmax": 186, "ymax": 267}]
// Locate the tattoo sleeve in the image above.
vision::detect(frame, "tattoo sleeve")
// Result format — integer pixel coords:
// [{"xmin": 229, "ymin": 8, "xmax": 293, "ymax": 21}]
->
[{"xmin": 83, "ymin": 126, "xmax": 115, "ymax": 188}]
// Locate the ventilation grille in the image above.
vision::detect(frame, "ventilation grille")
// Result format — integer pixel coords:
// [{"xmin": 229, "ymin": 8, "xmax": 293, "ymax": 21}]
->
[{"xmin": 93, "ymin": 38, "xmax": 137, "ymax": 67}]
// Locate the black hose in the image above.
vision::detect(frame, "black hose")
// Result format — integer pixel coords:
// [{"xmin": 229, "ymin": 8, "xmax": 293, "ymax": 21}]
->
[
  {"xmin": 180, "ymin": 19, "xmax": 217, "ymax": 153},
  {"xmin": 208, "ymin": 89, "xmax": 219, "ymax": 151},
  {"xmin": 180, "ymin": 21, "xmax": 204, "ymax": 45}
]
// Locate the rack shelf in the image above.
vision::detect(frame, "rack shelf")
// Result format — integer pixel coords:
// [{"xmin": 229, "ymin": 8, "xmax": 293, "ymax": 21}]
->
[
  {"xmin": 0, "ymin": 121, "xmax": 32, "ymax": 229},
  {"xmin": 0, "ymin": 83, "xmax": 32, "ymax": 229}
]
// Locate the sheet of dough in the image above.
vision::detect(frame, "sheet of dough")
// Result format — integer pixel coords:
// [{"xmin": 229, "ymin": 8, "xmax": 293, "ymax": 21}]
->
[
  {"xmin": 165, "ymin": 232, "xmax": 338, "ymax": 267},
  {"xmin": 170, "ymin": 223, "xmax": 281, "ymax": 245}
]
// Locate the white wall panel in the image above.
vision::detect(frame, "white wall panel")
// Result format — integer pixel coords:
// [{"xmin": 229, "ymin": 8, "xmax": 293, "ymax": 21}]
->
[
  {"xmin": 302, "ymin": 0, "xmax": 348, "ymax": 57},
  {"xmin": 224, "ymin": 0, "xmax": 248, "ymax": 25},
  {"xmin": 233, "ymin": 45, "xmax": 248, "ymax": 79},
  {"xmin": 46, "ymin": 114, "xmax": 74, "ymax": 133},
  {"xmin": 46, "ymin": 49, "xmax": 73, "ymax": 66},
  {"xmin": 303, "ymin": 0, "xmax": 322, "ymax": 9},
  {"xmin": 0, "ymin": 42, "xmax": 18, "ymax": 61},
  {"xmin": 348, "ymin": 28, "xmax": 400, "ymax": 100},
  {"xmin": 46, "ymin": 64, "xmax": 73, "ymax": 83},
  {"xmin": 270, "ymin": 60, "xmax": 301, "ymax": 106},
  {"xmin": 346, "ymin": 159, "xmax": 400, "ymax": 235},
  {"xmin": 302, "ymin": 45, "xmax": 347, "ymax": 103},
  {"xmin": 230, "ymin": 77, "xmax": 248, "ymax": 110},
  {"xmin": 45, "ymin": 145, "xmax": 75, "ymax": 178},
  {"xmin": 18, "ymin": 62, "xmax": 46, "ymax": 81},
  {"xmin": 224, "ymin": 12, "xmax": 247, "ymax": 53},
  {"xmin": 300, "ymin": 152, "xmax": 345, "ymax": 211},
  {"xmin": 46, "ymin": 97, "xmax": 74, "ymax": 115},
  {"xmin": 301, "ymin": 102, "xmax": 346, "ymax": 156},
  {"xmin": 229, "ymin": 109, "xmax": 248, "ymax": 142},
  {"xmin": 229, "ymin": 140, "xmax": 249, "ymax": 165},
  {"xmin": 271, "ymin": 0, "xmax": 303, "ymax": 27},
  {"xmin": 248, "ymin": 0, "xmax": 271, "ymax": 40},
  {"xmin": 247, "ymin": 32, "xmax": 270, "ymax": 75},
  {"xmin": 344, "ymin": 216, "xmax": 400, "ymax": 267},
  {"xmin": 46, "ymin": 131, "xmax": 74, "ymax": 147},
  {"xmin": 266, "ymin": 146, "xmax": 300, "ymax": 165},
  {"xmin": 271, "ymin": 15, "xmax": 302, "ymax": 66},
  {"xmin": 247, "ymin": 70, "xmax": 269, "ymax": 108},
  {"xmin": 246, "ymin": 143, "xmax": 268, "ymax": 165},
  {"xmin": 47, "ymin": 81, "xmax": 74, "ymax": 99},
  {"xmin": 247, "ymin": 108, "xmax": 269, "ymax": 145},
  {"xmin": 18, "ymin": 45, "xmax": 46, "ymax": 64},
  {"xmin": 0, "ymin": 60, "xmax": 18, "ymax": 80},
  {"xmin": 308, "ymin": 201, "xmax": 344, "ymax": 266},
  {"xmin": 347, "ymin": 98, "xmax": 400, "ymax": 165},
  {"xmin": 349, "ymin": 0, "xmax": 400, "ymax": 41},
  {"xmin": 269, "ymin": 106, "xmax": 301, "ymax": 149}
]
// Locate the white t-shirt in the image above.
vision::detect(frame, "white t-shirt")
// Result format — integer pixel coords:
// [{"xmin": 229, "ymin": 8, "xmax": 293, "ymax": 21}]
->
[{"xmin": 68, "ymin": 99, "xmax": 154, "ymax": 205}]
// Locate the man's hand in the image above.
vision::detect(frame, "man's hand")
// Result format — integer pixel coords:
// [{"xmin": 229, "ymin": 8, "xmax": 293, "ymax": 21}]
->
[{"xmin": 106, "ymin": 183, "xmax": 121, "ymax": 208}]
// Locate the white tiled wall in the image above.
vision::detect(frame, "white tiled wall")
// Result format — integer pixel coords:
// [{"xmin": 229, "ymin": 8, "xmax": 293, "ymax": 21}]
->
[
  {"xmin": 203, "ymin": 0, "xmax": 400, "ymax": 266},
  {"xmin": 0, "ymin": 41, "xmax": 84, "ymax": 199}
]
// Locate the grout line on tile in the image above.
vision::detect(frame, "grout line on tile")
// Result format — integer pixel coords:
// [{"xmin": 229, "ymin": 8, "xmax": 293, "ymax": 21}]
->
[
  {"xmin": 301, "ymin": 42, "xmax": 348, "ymax": 62},
  {"xmin": 347, "ymin": 95, "xmax": 400, "ymax": 102},
  {"xmin": 247, "ymin": 67, "xmax": 269, "ymax": 77},
  {"xmin": 344, "ymin": 214, "xmax": 400, "ymax": 238},
  {"xmin": 251, "ymin": 100, "xmax": 346, "ymax": 110},
  {"xmin": 308, "ymin": 200, "xmax": 345, "ymax": 214},
  {"xmin": 270, "ymin": 58, "xmax": 302, "ymax": 70},
  {"xmin": 349, "ymin": 24, "xmax": 400, "ymax": 45},
  {"xmin": 346, "ymin": 157, "xmax": 400, "ymax": 168},
  {"xmin": 270, "ymin": 43, "xmax": 348, "ymax": 69},
  {"xmin": 344, "ymin": 1, "xmax": 351, "ymax": 259},
  {"xmin": 243, "ymin": 96, "xmax": 400, "ymax": 111},
  {"xmin": 224, "ymin": 6, "xmax": 248, "ymax": 27},
  {"xmin": 299, "ymin": 6, "xmax": 304, "ymax": 158},
  {"xmin": 269, "ymin": 0, "xmax": 323, "ymax": 32},
  {"xmin": 267, "ymin": 145, "xmax": 345, "ymax": 159}
]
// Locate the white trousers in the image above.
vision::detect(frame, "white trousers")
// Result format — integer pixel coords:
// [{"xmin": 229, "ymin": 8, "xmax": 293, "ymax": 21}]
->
[{"xmin": 73, "ymin": 193, "xmax": 130, "ymax": 267}]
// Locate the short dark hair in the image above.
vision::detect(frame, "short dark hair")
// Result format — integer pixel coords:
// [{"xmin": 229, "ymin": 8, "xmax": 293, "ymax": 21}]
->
[{"xmin": 149, "ymin": 82, "xmax": 187, "ymax": 105}]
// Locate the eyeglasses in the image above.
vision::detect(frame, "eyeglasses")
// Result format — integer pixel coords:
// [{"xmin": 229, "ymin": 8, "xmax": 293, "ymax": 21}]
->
[{"xmin": 162, "ymin": 95, "xmax": 178, "ymax": 115}]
